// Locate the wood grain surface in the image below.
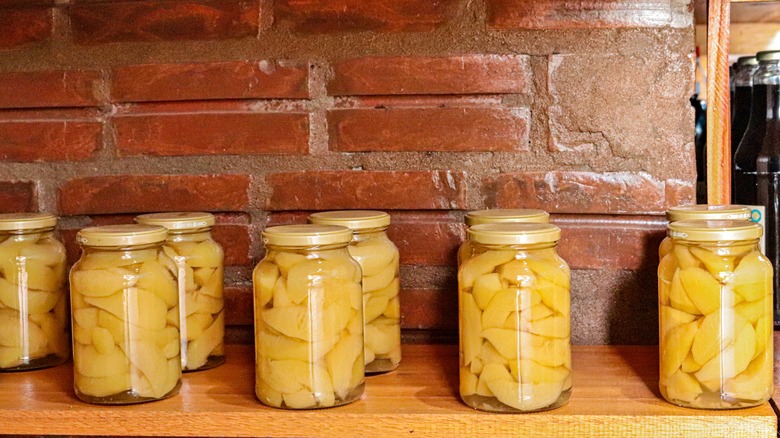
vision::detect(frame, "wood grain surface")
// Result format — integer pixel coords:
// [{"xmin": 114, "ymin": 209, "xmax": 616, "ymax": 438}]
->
[
  {"xmin": 706, "ymin": 0, "xmax": 732, "ymax": 204},
  {"xmin": 0, "ymin": 345, "xmax": 775, "ymax": 437}
]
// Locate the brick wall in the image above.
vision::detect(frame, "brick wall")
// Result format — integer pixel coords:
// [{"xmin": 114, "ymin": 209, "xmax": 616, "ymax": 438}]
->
[{"xmin": 0, "ymin": 0, "xmax": 695, "ymax": 345}]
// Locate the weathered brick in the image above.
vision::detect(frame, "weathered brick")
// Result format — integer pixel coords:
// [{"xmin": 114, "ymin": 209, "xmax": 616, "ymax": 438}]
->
[
  {"xmin": 492, "ymin": 171, "xmax": 671, "ymax": 214},
  {"xmin": 266, "ymin": 171, "xmax": 466, "ymax": 210},
  {"xmin": 0, "ymin": 70, "xmax": 104, "ymax": 108},
  {"xmin": 0, "ymin": 7, "xmax": 51, "ymax": 50},
  {"xmin": 275, "ymin": 0, "xmax": 457, "ymax": 32},
  {"xmin": 0, "ymin": 110, "xmax": 102, "ymax": 162},
  {"xmin": 0, "ymin": 181, "xmax": 37, "ymax": 213},
  {"xmin": 69, "ymin": 0, "xmax": 259, "ymax": 44},
  {"xmin": 111, "ymin": 61, "xmax": 309, "ymax": 102},
  {"xmin": 225, "ymin": 284, "xmax": 252, "ymax": 326},
  {"xmin": 552, "ymin": 214, "xmax": 665, "ymax": 270},
  {"xmin": 487, "ymin": 0, "xmax": 691, "ymax": 30},
  {"xmin": 387, "ymin": 212, "xmax": 464, "ymax": 266},
  {"xmin": 114, "ymin": 108, "xmax": 309, "ymax": 156},
  {"xmin": 328, "ymin": 107, "xmax": 528, "ymax": 152},
  {"xmin": 59, "ymin": 174, "xmax": 250, "ymax": 215},
  {"xmin": 400, "ymin": 288, "xmax": 457, "ymax": 330},
  {"xmin": 328, "ymin": 55, "xmax": 530, "ymax": 96}
]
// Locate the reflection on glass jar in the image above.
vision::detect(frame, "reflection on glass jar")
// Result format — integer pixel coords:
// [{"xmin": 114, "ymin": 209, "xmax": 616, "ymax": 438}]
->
[{"xmin": 459, "ymin": 209, "xmax": 550, "ymax": 266}]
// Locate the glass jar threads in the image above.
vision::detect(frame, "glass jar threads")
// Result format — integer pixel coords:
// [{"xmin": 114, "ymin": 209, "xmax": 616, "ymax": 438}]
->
[
  {"xmin": 135, "ymin": 212, "xmax": 225, "ymax": 372},
  {"xmin": 459, "ymin": 209, "xmax": 550, "ymax": 266},
  {"xmin": 308, "ymin": 211, "xmax": 400, "ymax": 373},
  {"xmin": 658, "ymin": 220, "xmax": 773, "ymax": 409},
  {"xmin": 0, "ymin": 213, "xmax": 68, "ymax": 371},
  {"xmin": 254, "ymin": 225, "xmax": 365, "ymax": 409},
  {"xmin": 458, "ymin": 223, "xmax": 571, "ymax": 413},
  {"xmin": 659, "ymin": 205, "xmax": 752, "ymax": 259},
  {"xmin": 70, "ymin": 225, "xmax": 182, "ymax": 404}
]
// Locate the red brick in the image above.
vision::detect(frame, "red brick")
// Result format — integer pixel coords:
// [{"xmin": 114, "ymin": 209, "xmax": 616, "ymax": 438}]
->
[
  {"xmin": 211, "ymin": 222, "xmax": 251, "ymax": 266},
  {"xmin": 265, "ymin": 211, "xmax": 309, "ymax": 227},
  {"xmin": 387, "ymin": 212, "xmax": 464, "ymax": 266},
  {"xmin": 0, "ymin": 181, "xmax": 37, "ymax": 213},
  {"xmin": 329, "ymin": 107, "xmax": 527, "ymax": 152},
  {"xmin": 552, "ymin": 215, "xmax": 665, "ymax": 270},
  {"xmin": 400, "ymin": 288, "xmax": 457, "ymax": 330},
  {"xmin": 111, "ymin": 61, "xmax": 309, "ymax": 102},
  {"xmin": 69, "ymin": 0, "xmax": 259, "ymax": 44},
  {"xmin": 275, "ymin": 0, "xmax": 457, "ymax": 32},
  {"xmin": 266, "ymin": 171, "xmax": 467, "ymax": 210},
  {"xmin": 0, "ymin": 70, "xmax": 104, "ymax": 108},
  {"xmin": 493, "ymin": 171, "xmax": 672, "ymax": 214},
  {"xmin": 114, "ymin": 108, "xmax": 309, "ymax": 156},
  {"xmin": 0, "ymin": 7, "xmax": 51, "ymax": 50},
  {"xmin": 487, "ymin": 0, "xmax": 691, "ymax": 30},
  {"xmin": 0, "ymin": 110, "xmax": 102, "ymax": 162},
  {"xmin": 665, "ymin": 179, "xmax": 696, "ymax": 208},
  {"xmin": 329, "ymin": 55, "xmax": 530, "ymax": 96},
  {"xmin": 225, "ymin": 284, "xmax": 252, "ymax": 326},
  {"xmin": 59, "ymin": 174, "xmax": 250, "ymax": 215}
]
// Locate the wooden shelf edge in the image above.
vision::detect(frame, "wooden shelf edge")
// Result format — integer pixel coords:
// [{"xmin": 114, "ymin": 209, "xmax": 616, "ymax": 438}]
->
[{"xmin": 0, "ymin": 344, "xmax": 775, "ymax": 437}]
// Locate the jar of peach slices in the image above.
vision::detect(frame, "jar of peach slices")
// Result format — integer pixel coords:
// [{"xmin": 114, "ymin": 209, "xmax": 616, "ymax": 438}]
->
[
  {"xmin": 659, "ymin": 220, "xmax": 773, "ymax": 408},
  {"xmin": 70, "ymin": 225, "xmax": 182, "ymax": 404},
  {"xmin": 254, "ymin": 225, "xmax": 365, "ymax": 409},
  {"xmin": 459, "ymin": 223, "xmax": 571, "ymax": 413}
]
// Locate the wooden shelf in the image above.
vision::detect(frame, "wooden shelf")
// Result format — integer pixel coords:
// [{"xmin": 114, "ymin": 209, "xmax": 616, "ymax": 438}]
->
[{"xmin": 0, "ymin": 344, "xmax": 775, "ymax": 437}]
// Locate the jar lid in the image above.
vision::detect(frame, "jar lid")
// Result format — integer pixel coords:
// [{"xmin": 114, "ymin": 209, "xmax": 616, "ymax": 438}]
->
[
  {"xmin": 135, "ymin": 212, "xmax": 215, "ymax": 230},
  {"xmin": 308, "ymin": 210, "xmax": 390, "ymax": 230},
  {"xmin": 757, "ymin": 50, "xmax": 780, "ymax": 62},
  {"xmin": 465, "ymin": 209, "xmax": 550, "ymax": 226},
  {"xmin": 666, "ymin": 204, "xmax": 752, "ymax": 222},
  {"xmin": 263, "ymin": 224, "xmax": 353, "ymax": 247},
  {"xmin": 737, "ymin": 56, "xmax": 758, "ymax": 67},
  {"xmin": 0, "ymin": 213, "xmax": 57, "ymax": 231},
  {"xmin": 467, "ymin": 223, "xmax": 561, "ymax": 245},
  {"xmin": 77, "ymin": 224, "xmax": 168, "ymax": 247},
  {"xmin": 668, "ymin": 220, "xmax": 762, "ymax": 242}
]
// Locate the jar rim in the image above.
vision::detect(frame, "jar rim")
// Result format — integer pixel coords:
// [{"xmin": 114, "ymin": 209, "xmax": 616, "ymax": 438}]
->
[
  {"xmin": 465, "ymin": 209, "xmax": 549, "ymax": 226},
  {"xmin": 467, "ymin": 223, "xmax": 560, "ymax": 245},
  {"xmin": 308, "ymin": 210, "xmax": 390, "ymax": 230},
  {"xmin": 0, "ymin": 213, "xmax": 57, "ymax": 231},
  {"xmin": 666, "ymin": 204, "xmax": 752, "ymax": 222},
  {"xmin": 667, "ymin": 220, "xmax": 762, "ymax": 242},
  {"xmin": 77, "ymin": 224, "xmax": 168, "ymax": 247},
  {"xmin": 263, "ymin": 224, "xmax": 353, "ymax": 247},
  {"xmin": 135, "ymin": 212, "xmax": 215, "ymax": 230}
]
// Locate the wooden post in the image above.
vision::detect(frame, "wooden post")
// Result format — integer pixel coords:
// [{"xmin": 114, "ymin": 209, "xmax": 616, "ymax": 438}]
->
[{"xmin": 706, "ymin": 0, "xmax": 731, "ymax": 204}]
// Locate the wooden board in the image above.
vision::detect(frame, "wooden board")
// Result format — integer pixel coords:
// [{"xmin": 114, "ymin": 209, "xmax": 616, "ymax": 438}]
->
[{"xmin": 0, "ymin": 345, "xmax": 774, "ymax": 437}]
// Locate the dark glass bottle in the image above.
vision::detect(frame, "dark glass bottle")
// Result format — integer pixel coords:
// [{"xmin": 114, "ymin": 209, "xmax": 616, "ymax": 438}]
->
[
  {"xmin": 692, "ymin": 95, "xmax": 707, "ymax": 204},
  {"xmin": 755, "ymin": 52, "xmax": 780, "ymax": 328},
  {"xmin": 731, "ymin": 56, "xmax": 758, "ymax": 156},
  {"xmin": 734, "ymin": 51, "xmax": 780, "ymax": 205}
]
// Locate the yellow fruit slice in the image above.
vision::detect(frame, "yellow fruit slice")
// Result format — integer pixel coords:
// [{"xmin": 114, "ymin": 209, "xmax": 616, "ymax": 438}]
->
[
  {"xmin": 256, "ymin": 376, "xmax": 284, "ymax": 407},
  {"xmin": 529, "ymin": 315, "xmax": 570, "ymax": 339},
  {"xmin": 86, "ymin": 288, "xmax": 168, "ymax": 331},
  {"xmin": 254, "ymin": 261, "xmax": 280, "ymax": 309},
  {"xmin": 658, "ymin": 238, "xmax": 673, "ymax": 260},
  {"xmin": 460, "ymin": 292, "xmax": 483, "ymax": 367},
  {"xmin": 79, "ymin": 249, "xmax": 157, "ymax": 270},
  {"xmin": 660, "ymin": 305, "xmax": 696, "ymax": 339},
  {"xmin": 478, "ymin": 340, "xmax": 508, "ymax": 366},
  {"xmin": 460, "ymin": 367, "xmax": 479, "ymax": 396},
  {"xmin": 672, "ymin": 245, "xmax": 700, "ymax": 269},
  {"xmin": 660, "ymin": 320, "xmax": 698, "ymax": 378},
  {"xmin": 383, "ymin": 296, "xmax": 401, "ymax": 319},
  {"xmin": 21, "ymin": 239, "xmax": 65, "ymax": 267},
  {"xmin": 124, "ymin": 340, "xmax": 173, "ymax": 399},
  {"xmin": 695, "ymin": 322, "xmax": 756, "ymax": 388},
  {"xmin": 681, "ymin": 352, "xmax": 702, "ymax": 374},
  {"xmin": 258, "ymin": 331, "xmax": 337, "ymax": 362},
  {"xmin": 689, "ymin": 246, "xmax": 734, "ymax": 279},
  {"xmin": 75, "ymin": 343, "xmax": 129, "ymax": 378},
  {"xmin": 482, "ymin": 363, "xmax": 563, "ymax": 411},
  {"xmin": 76, "ymin": 371, "xmax": 131, "ymax": 398},
  {"xmin": 482, "ymin": 328, "xmax": 519, "ymax": 360},
  {"xmin": 362, "ymin": 261, "xmax": 396, "ymax": 293},
  {"xmin": 691, "ymin": 312, "xmax": 747, "ymax": 365},
  {"xmin": 184, "ymin": 314, "xmax": 213, "ymax": 341},
  {"xmin": 364, "ymin": 278, "xmax": 399, "ymax": 323},
  {"xmin": 71, "ymin": 267, "xmax": 135, "ymax": 298},
  {"xmin": 533, "ymin": 277, "xmax": 570, "ymax": 317},
  {"xmin": 92, "ymin": 326, "xmax": 116, "ymax": 355},
  {"xmin": 522, "ymin": 304, "xmax": 555, "ymax": 322},
  {"xmin": 137, "ymin": 261, "xmax": 177, "ymax": 307},
  {"xmin": 678, "ymin": 267, "xmax": 721, "ymax": 315},
  {"xmin": 753, "ymin": 315, "xmax": 771, "ymax": 359},
  {"xmin": 668, "ymin": 269, "xmax": 700, "ymax": 315},
  {"xmin": 729, "ymin": 251, "xmax": 771, "ymax": 302},
  {"xmin": 193, "ymin": 267, "xmax": 215, "ymax": 287},
  {"xmin": 725, "ymin": 350, "xmax": 772, "ymax": 401},
  {"xmin": 658, "ymin": 253, "xmax": 677, "ymax": 283},
  {"xmin": 472, "ymin": 273, "xmax": 505, "ymax": 310},
  {"xmin": 0, "ymin": 277, "xmax": 59, "ymax": 314},
  {"xmin": 274, "ymin": 252, "xmax": 308, "ymax": 277},
  {"xmin": 665, "ymin": 369, "xmax": 702, "ymax": 403},
  {"xmin": 264, "ymin": 359, "xmax": 334, "ymax": 397},
  {"xmin": 459, "ymin": 250, "xmax": 517, "ymax": 290},
  {"xmin": 518, "ymin": 358, "xmax": 570, "ymax": 384},
  {"xmin": 198, "ymin": 266, "xmax": 223, "ymax": 299},
  {"xmin": 497, "ymin": 260, "xmax": 535, "ymax": 287},
  {"xmin": 186, "ymin": 312, "xmax": 224, "ymax": 369},
  {"xmin": 735, "ymin": 299, "xmax": 764, "ymax": 325},
  {"xmin": 348, "ymin": 238, "xmax": 397, "ymax": 277},
  {"xmin": 186, "ymin": 240, "xmax": 223, "ymax": 269},
  {"xmin": 326, "ymin": 333, "xmax": 363, "ymax": 399},
  {"xmin": 0, "ymin": 310, "xmax": 47, "ymax": 349},
  {"xmin": 525, "ymin": 258, "xmax": 570, "ymax": 289},
  {"xmin": 482, "ymin": 288, "xmax": 540, "ymax": 330},
  {"xmin": 365, "ymin": 320, "xmax": 400, "ymax": 356}
]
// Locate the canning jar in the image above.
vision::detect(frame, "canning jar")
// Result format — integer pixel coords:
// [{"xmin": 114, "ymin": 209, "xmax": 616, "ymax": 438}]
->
[
  {"xmin": 308, "ymin": 210, "xmax": 400, "ymax": 373},
  {"xmin": 0, "ymin": 213, "xmax": 68, "ymax": 371},
  {"xmin": 658, "ymin": 220, "xmax": 773, "ymax": 409},
  {"xmin": 659, "ymin": 205, "xmax": 752, "ymax": 259},
  {"xmin": 135, "ymin": 212, "xmax": 224, "ymax": 372},
  {"xmin": 459, "ymin": 209, "xmax": 550, "ymax": 266},
  {"xmin": 70, "ymin": 225, "xmax": 182, "ymax": 404},
  {"xmin": 459, "ymin": 223, "xmax": 571, "ymax": 413},
  {"xmin": 254, "ymin": 224, "xmax": 365, "ymax": 409}
]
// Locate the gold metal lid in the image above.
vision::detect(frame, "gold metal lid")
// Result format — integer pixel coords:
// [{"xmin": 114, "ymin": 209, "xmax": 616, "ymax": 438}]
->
[
  {"xmin": 666, "ymin": 205, "xmax": 752, "ymax": 222},
  {"xmin": 737, "ymin": 56, "xmax": 758, "ymax": 66},
  {"xmin": 308, "ymin": 210, "xmax": 390, "ymax": 230},
  {"xmin": 668, "ymin": 220, "xmax": 762, "ymax": 242},
  {"xmin": 263, "ymin": 224, "xmax": 353, "ymax": 247},
  {"xmin": 77, "ymin": 224, "xmax": 168, "ymax": 247},
  {"xmin": 465, "ymin": 209, "xmax": 550, "ymax": 226},
  {"xmin": 757, "ymin": 50, "xmax": 780, "ymax": 62},
  {"xmin": 467, "ymin": 223, "xmax": 561, "ymax": 245},
  {"xmin": 135, "ymin": 212, "xmax": 215, "ymax": 230},
  {"xmin": 0, "ymin": 213, "xmax": 57, "ymax": 231}
]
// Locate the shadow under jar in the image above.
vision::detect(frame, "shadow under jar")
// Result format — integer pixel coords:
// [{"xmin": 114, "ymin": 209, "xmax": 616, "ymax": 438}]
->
[
  {"xmin": 253, "ymin": 224, "xmax": 365, "ymax": 409},
  {"xmin": 0, "ymin": 213, "xmax": 69, "ymax": 371},
  {"xmin": 459, "ymin": 223, "xmax": 571, "ymax": 413},
  {"xmin": 70, "ymin": 225, "xmax": 182, "ymax": 404},
  {"xmin": 658, "ymin": 220, "xmax": 773, "ymax": 409},
  {"xmin": 135, "ymin": 212, "xmax": 225, "ymax": 372}
]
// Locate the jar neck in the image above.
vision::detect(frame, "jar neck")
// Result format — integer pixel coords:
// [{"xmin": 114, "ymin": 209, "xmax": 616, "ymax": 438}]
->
[
  {"xmin": 81, "ymin": 242, "xmax": 164, "ymax": 252},
  {"xmin": 167, "ymin": 229, "xmax": 212, "ymax": 241},
  {"xmin": 353, "ymin": 227, "xmax": 388, "ymax": 238},
  {"xmin": 672, "ymin": 238, "xmax": 759, "ymax": 248},
  {"xmin": 471, "ymin": 241, "xmax": 557, "ymax": 251},
  {"xmin": 0, "ymin": 226, "xmax": 55, "ymax": 236},
  {"xmin": 265, "ymin": 243, "xmax": 350, "ymax": 252}
]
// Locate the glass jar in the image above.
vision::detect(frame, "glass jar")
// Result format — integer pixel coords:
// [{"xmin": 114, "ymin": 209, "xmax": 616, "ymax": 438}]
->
[
  {"xmin": 659, "ymin": 205, "xmax": 752, "ymax": 259},
  {"xmin": 254, "ymin": 224, "xmax": 365, "ymax": 409},
  {"xmin": 308, "ymin": 210, "xmax": 400, "ymax": 373},
  {"xmin": 459, "ymin": 209, "xmax": 550, "ymax": 266},
  {"xmin": 658, "ymin": 220, "xmax": 773, "ymax": 409},
  {"xmin": 135, "ymin": 212, "xmax": 225, "ymax": 372},
  {"xmin": 459, "ymin": 223, "xmax": 571, "ymax": 413},
  {"xmin": 70, "ymin": 225, "xmax": 182, "ymax": 404},
  {"xmin": 0, "ymin": 213, "xmax": 68, "ymax": 371}
]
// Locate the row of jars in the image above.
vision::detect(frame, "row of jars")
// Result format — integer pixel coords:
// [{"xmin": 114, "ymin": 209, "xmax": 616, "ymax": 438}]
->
[{"xmin": 0, "ymin": 206, "xmax": 773, "ymax": 411}]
